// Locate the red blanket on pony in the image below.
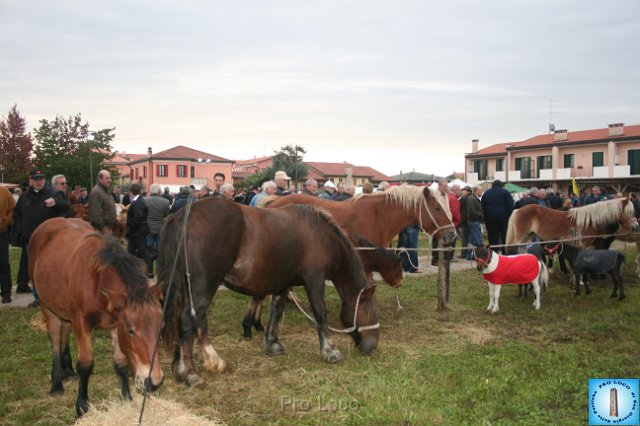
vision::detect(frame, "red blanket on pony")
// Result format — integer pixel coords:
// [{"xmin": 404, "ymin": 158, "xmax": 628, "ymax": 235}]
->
[{"xmin": 483, "ymin": 254, "xmax": 538, "ymax": 285}]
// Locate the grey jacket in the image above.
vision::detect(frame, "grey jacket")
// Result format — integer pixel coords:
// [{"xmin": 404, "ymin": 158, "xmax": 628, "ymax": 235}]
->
[
  {"xmin": 145, "ymin": 194, "xmax": 170, "ymax": 234},
  {"xmin": 89, "ymin": 183, "xmax": 116, "ymax": 231},
  {"xmin": 467, "ymin": 195, "xmax": 484, "ymax": 223}
]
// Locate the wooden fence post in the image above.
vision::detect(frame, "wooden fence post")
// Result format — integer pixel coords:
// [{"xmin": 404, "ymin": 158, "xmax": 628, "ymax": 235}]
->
[{"xmin": 437, "ymin": 250, "xmax": 448, "ymax": 311}]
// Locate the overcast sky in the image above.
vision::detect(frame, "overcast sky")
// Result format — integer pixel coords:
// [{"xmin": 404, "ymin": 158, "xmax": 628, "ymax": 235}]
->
[{"xmin": 2, "ymin": 0, "xmax": 639, "ymax": 177}]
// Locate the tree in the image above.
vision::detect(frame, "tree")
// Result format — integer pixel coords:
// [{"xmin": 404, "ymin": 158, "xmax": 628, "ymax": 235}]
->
[
  {"xmin": 32, "ymin": 113, "xmax": 117, "ymax": 189},
  {"xmin": 271, "ymin": 144, "xmax": 309, "ymax": 189},
  {"xmin": 0, "ymin": 104, "xmax": 34, "ymax": 183}
]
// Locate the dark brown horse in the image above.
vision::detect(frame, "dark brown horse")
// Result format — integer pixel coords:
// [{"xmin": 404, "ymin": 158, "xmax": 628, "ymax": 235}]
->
[
  {"xmin": 506, "ymin": 198, "xmax": 637, "ymax": 248},
  {"xmin": 29, "ymin": 218, "xmax": 164, "ymax": 417},
  {"xmin": 242, "ymin": 233, "xmax": 402, "ymax": 338},
  {"xmin": 159, "ymin": 198, "xmax": 379, "ymax": 387}
]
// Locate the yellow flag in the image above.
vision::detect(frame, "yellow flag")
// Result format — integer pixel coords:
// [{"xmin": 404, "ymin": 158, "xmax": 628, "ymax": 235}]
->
[{"xmin": 572, "ymin": 177, "xmax": 579, "ymax": 195}]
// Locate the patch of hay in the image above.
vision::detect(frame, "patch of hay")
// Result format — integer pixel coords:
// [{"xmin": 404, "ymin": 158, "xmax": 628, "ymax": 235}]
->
[
  {"xmin": 30, "ymin": 311, "xmax": 47, "ymax": 333},
  {"xmin": 75, "ymin": 395, "xmax": 223, "ymax": 426}
]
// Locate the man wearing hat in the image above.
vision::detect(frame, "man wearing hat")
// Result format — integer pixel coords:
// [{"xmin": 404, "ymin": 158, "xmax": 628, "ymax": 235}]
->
[
  {"xmin": 458, "ymin": 185, "xmax": 473, "ymax": 259},
  {"xmin": 274, "ymin": 171, "xmax": 291, "ymax": 196},
  {"xmin": 13, "ymin": 170, "xmax": 71, "ymax": 307},
  {"xmin": 319, "ymin": 180, "xmax": 336, "ymax": 200}
]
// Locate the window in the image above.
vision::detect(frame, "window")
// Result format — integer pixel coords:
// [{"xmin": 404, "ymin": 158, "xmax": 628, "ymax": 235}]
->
[
  {"xmin": 564, "ymin": 154, "xmax": 575, "ymax": 168},
  {"xmin": 143, "ymin": 166, "xmax": 147, "ymax": 178},
  {"xmin": 495, "ymin": 158, "xmax": 504, "ymax": 172},
  {"xmin": 177, "ymin": 164, "xmax": 187, "ymax": 177},
  {"xmin": 629, "ymin": 149, "xmax": 640, "ymax": 175},
  {"xmin": 515, "ymin": 157, "xmax": 532, "ymax": 179},
  {"xmin": 157, "ymin": 164, "xmax": 168, "ymax": 177},
  {"xmin": 190, "ymin": 166, "xmax": 195, "ymax": 178},
  {"xmin": 473, "ymin": 160, "xmax": 488, "ymax": 180},
  {"xmin": 592, "ymin": 152, "xmax": 604, "ymax": 168}
]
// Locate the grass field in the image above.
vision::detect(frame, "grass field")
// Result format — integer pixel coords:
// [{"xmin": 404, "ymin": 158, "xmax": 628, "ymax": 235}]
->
[{"xmin": 0, "ymin": 245, "xmax": 639, "ymax": 425}]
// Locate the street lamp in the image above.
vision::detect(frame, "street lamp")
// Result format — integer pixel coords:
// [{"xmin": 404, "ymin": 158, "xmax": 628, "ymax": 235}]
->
[{"xmin": 87, "ymin": 132, "xmax": 94, "ymax": 187}]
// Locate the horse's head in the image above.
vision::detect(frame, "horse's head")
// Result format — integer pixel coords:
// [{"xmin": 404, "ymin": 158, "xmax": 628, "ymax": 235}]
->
[
  {"xmin": 342, "ymin": 285, "xmax": 379, "ymax": 355},
  {"xmin": 378, "ymin": 250, "xmax": 403, "ymax": 288},
  {"xmin": 474, "ymin": 246, "xmax": 491, "ymax": 271},
  {"xmin": 620, "ymin": 196, "xmax": 639, "ymax": 233},
  {"xmin": 419, "ymin": 187, "xmax": 456, "ymax": 245}
]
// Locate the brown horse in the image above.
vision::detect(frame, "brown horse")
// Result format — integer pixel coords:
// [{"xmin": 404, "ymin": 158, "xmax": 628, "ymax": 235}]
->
[
  {"xmin": 29, "ymin": 218, "xmax": 164, "ymax": 417},
  {"xmin": 506, "ymin": 198, "xmax": 638, "ymax": 249},
  {"xmin": 159, "ymin": 198, "xmax": 379, "ymax": 387},
  {"xmin": 72, "ymin": 204, "xmax": 89, "ymax": 222}
]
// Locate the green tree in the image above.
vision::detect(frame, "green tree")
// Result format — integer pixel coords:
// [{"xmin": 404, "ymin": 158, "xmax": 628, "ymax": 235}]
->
[
  {"xmin": 32, "ymin": 113, "xmax": 117, "ymax": 189},
  {"xmin": 242, "ymin": 145, "xmax": 310, "ymax": 191},
  {"xmin": 0, "ymin": 104, "xmax": 34, "ymax": 183}
]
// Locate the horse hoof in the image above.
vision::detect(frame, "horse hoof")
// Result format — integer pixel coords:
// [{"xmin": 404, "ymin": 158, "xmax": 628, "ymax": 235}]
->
[
  {"xmin": 254, "ymin": 323, "xmax": 265, "ymax": 332},
  {"xmin": 323, "ymin": 349, "xmax": 343, "ymax": 363},
  {"xmin": 619, "ymin": 295, "xmax": 626, "ymax": 301},
  {"xmin": 203, "ymin": 358, "xmax": 226, "ymax": 373},
  {"xmin": 75, "ymin": 400, "xmax": 90, "ymax": 418},
  {"xmin": 243, "ymin": 329, "xmax": 253, "ymax": 339},
  {"xmin": 49, "ymin": 388, "xmax": 64, "ymax": 396},
  {"xmin": 185, "ymin": 373, "xmax": 205, "ymax": 387},
  {"xmin": 63, "ymin": 370, "xmax": 77, "ymax": 379},
  {"xmin": 266, "ymin": 342, "xmax": 285, "ymax": 356},
  {"xmin": 490, "ymin": 309, "xmax": 499, "ymax": 314}
]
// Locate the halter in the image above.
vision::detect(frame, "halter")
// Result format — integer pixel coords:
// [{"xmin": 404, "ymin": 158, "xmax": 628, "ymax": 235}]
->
[
  {"xmin": 289, "ymin": 287, "xmax": 380, "ymax": 334},
  {"xmin": 543, "ymin": 242, "xmax": 563, "ymax": 256},
  {"xmin": 419, "ymin": 194, "xmax": 456, "ymax": 237},
  {"xmin": 474, "ymin": 248, "xmax": 491, "ymax": 269}
]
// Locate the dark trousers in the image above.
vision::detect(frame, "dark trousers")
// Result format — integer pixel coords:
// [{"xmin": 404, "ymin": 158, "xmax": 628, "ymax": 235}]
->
[
  {"xmin": 484, "ymin": 217, "xmax": 509, "ymax": 254},
  {"xmin": 128, "ymin": 235, "xmax": 150, "ymax": 274},
  {"xmin": 398, "ymin": 225, "xmax": 420, "ymax": 272},
  {"xmin": 459, "ymin": 225, "xmax": 469, "ymax": 258},
  {"xmin": 432, "ymin": 236, "xmax": 456, "ymax": 264},
  {"xmin": 0, "ymin": 232, "xmax": 11, "ymax": 297},
  {"xmin": 17, "ymin": 247, "xmax": 29, "ymax": 285}
]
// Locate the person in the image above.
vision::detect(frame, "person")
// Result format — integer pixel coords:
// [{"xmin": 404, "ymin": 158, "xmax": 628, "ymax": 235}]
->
[
  {"xmin": 145, "ymin": 184, "xmax": 170, "ymax": 277},
  {"xmin": 12, "ymin": 187, "xmax": 22, "ymax": 203},
  {"xmin": 514, "ymin": 187, "xmax": 540, "ymax": 209},
  {"xmin": 302, "ymin": 179, "xmax": 318, "ymax": 196},
  {"xmin": 77, "ymin": 187, "xmax": 89, "ymax": 204},
  {"xmin": 398, "ymin": 223, "xmax": 421, "ymax": 273},
  {"xmin": 319, "ymin": 181, "xmax": 336, "ymax": 200},
  {"xmin": 170, "ymin": 186, "xmax": 194, "ymax": 214},
  {"xmin": 448, "ymin": 184, "xmax": 462, "ymax": 261},
  {"xmin": 362, "ymin": 182, "xmax": 374, "ymax": 194},
  {"xmin": 467, "ymin": 185, "xmax": 484, "ymax": 260},
  {"xmin": 219, "ymin": 183, "xmax": 235, "ymax": 200},
  {"xmin": 333, "ymin": 182, "xmax": 354, "ymax": 201},
  {"xmin": 213, "ymin": 172, "xmax": 225, "ymax": 196},
  {"xmin": 546, "ymin": 188, "xmax": 563, "ymax": 209},
  {"xmin": 431, "ymin": 179, "xmax": 452, "ymax": 266},
  {"xmin": 274, "ymin": 171, "xmax": 291, "ymax": 196},
  {"xmin": 121, "ymin": 190, "xmax": 131, "ymax": 206},
  {"xmin": 480, "ymin": 180, "xmax": 513, "ymax": 254},
  {"xmin": 0, "ymin": 186, "xmax": 16, "ymax": 303},
  {"xmin": 125, "ymin": 184, "xmax": 151, "ymax": 276},
  {"xmin": 162, "ymin": 186, "xmax": 173, "ymax": 204},
  {"xmin": 245, "ymin": 185, "xmax": 260, "ymax": 205},
  {"xmin": 88, "ymin": 170, "xmax": 117, "ymax": 234},
  {"xmin": 570, "ymin": 192, "xmax": 580, "ymax": 208},
  {"xmin": 378, "ymin": 181, "xmax": 390, "ymax": 192},
  {"xmin": 458, "ymin": 185, "xmax": 472, "ymax": 259},
  {"xmin": 51, "ymin": 174, "xmax": 74, "ymax": 218},
  {"xmin": 111, "ymin": 185, "xmax": 122, "ymax": 204},
  {"xmin": 250, "ymin": 180, "xmax": 277, "ymax": 206},
  {"xmin": 13, "ymin": 170, "xmax": 71, "ymax": 307},
  {"xmin": 536, "ymin": 188, "xmax": 550, "ymax": 207},
  {"xmin": 584, "ymin": 186, "xmax": 606, "ymax": 205}
]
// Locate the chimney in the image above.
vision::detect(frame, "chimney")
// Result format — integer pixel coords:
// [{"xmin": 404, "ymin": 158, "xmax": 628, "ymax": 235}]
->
[
  {"xmin": 608, "ymin": 123, "xmax": 624, "ymax": 137},
  {"xmin": 147, "ymin": 147, "xmax": 152, "ymax": 157},
  {"xmin": 553, "ymin": 129, "xmax": 568, "ymax": 142},
  {"xmin": 471, "ymin": 139, "xmax": 479, "ymax": 154}
]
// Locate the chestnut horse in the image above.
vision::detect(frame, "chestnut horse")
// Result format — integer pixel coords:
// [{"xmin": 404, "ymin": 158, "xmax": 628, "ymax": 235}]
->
[
  {"xmin": 72, "ymin": 203, "xmax": 128, "ymax": 242},
  {"xmin": 159, "ymin": 198, "xmax": 379, "ymax": 387},
  {"xmin": 29, "ymin": 218, "xmax": 164, "ymax": 417},
  {"xmin": 506, "ymin": 198, "xmax": 637, "ymax": 249}
]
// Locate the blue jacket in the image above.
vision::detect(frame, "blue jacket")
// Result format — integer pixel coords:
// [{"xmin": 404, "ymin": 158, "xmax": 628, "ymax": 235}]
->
[{"xmin": 481, "ymin": 186, "xmax": 514, "ymax": 220}]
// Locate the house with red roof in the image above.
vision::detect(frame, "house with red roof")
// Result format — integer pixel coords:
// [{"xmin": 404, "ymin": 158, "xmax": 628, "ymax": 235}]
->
[
  {"xmin": 465, "ymin": 123, "xmax": 640, "ymax": 193},
  {"xmin": 305, "ymin": 161, "xmax": 391, "ymax": 186}
]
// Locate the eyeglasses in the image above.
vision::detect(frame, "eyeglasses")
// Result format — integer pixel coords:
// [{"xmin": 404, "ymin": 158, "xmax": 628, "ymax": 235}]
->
[{"xmin": 58, "ymin": 182, "xmax": 67, "ymax": 186}]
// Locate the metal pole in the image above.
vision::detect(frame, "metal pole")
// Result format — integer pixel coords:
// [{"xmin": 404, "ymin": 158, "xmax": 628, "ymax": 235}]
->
[{"xmin": 88, "ymin": 133, "xmax": 94, "ymax": 187}]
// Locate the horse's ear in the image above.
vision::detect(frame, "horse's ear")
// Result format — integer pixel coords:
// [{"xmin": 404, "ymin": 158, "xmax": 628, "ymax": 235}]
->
[
  {"xmin": 361, "ymin": 285, "xmax": 376, "ymax": 299},
  {"xmin": 100, "ymin": 287, "xmax": 127, "ymax": 312},
  {"xmin": 422, "ymin": 186, "xmax": 432, "ymax": 199},
  {"xmin": 149, "ymin": 283, "xmax": 164, "ymax": 303}
]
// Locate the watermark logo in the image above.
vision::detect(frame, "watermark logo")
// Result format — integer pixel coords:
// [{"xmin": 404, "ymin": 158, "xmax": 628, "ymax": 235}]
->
[
  {"xmin": 281, "ymin": 395, "xmax": 359, "ymax": 413},
  {"xmin": 589, "ymin": 379, "xmax": 638, "ymax": 425}
]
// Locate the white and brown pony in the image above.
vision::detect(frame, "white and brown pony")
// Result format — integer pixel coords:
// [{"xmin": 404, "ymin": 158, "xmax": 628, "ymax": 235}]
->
[{"xmin": 474, "ymin": 246, "xmax": 549, "ymax": 313}]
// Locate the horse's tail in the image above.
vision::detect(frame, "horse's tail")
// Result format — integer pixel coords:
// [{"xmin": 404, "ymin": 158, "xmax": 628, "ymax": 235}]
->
[
  {"xmin": 158, "ymin": 211, "xmax": 188, "ymax": 350},
  {"xmin": 506, "ymin": 209, "xmax": 518, "ymax": 245},
  {"xmin": 538, "ymin": 259, "xmax": 549, "ymax": 291},
  {"xmin": 617, "ymin": 253, "xmax": 625, "ymax": 277}
]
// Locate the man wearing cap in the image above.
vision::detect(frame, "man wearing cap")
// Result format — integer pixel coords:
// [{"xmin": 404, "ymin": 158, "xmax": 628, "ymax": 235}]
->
[
  {"xmin": 88, "ymin": 170, "xmax": 117, "ymax": 234},
  {"xmin": 13, "ymin": 170, "xmax": 71, "ymax": 307},
  {"xmin": 274, "ymin": 171, "xmax": 291, "ymax": 196},
  {"xmin": 320, "ymin": 181, "xmax": 336, "ymax": 200}
]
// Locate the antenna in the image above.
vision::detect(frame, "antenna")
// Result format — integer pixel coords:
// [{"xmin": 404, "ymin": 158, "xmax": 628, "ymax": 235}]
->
[{"xmin": 548, "ymin": 99, "xmax": 562, "ymax": 133}]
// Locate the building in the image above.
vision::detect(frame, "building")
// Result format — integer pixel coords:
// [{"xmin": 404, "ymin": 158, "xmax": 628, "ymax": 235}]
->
[
  {"xmin": 465, "ymin": 123, "xmax": 640, "ymax": 194},
  {"xmin": 232, "ymin": 156, "xmax": 274, "ymax": 184},
  {"xmin": 305, "ymin": 161, "xmax": 391, "ymax": 187},
  {"xmin": 127, "ymin": 146, "xmax": 234, "ymax": 193},
  {"xmin": 388, "ymin": 171, "xmax": 443, "ymax": 185}
]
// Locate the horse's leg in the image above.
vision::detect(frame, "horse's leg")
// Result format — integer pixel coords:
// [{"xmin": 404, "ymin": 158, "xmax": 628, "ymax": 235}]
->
[
  {"xmin": 172, "ymin": 305, "xmax": 202, "ymax": 387},
  {"xmin": 574, "ymin": 274, "xmax": 581, "ymax": 296},
  {"xmin": 110, "ymin": 328, "xmax": 131, "ymax": 401},
  {"xmin": 635, "ymin": 241, "xmax": 640, "ymax": 279},
  {"xmin": 583, "ymin": 274, "xmax": 591, "ymax": 295},
  {"xmin": 264, "ymin": 288, "xmax": 289, "ymax": 356},
  {"xmin": 72, "ymin": 319, "xmax": 94, "ymax": 417},
  {"xmin": 531, "ymin": 278, "xmax": 541, "ymax": 310},
  {"xmin": 487, "ymin": 283, "xmax": 495, "ymax": 311},
  {"xmin": 242, "ymin": 296, "xmax": 264, "ymax": 338},
  {"xmin": 42, "ymin": 307, "xmax": 65, "ymax": 396},
  {"xmin": 196, "ymin": 290, "xmax": 226, "ymax": 374},
  {"xmin": 491, "ymin": 285, "xmax": 501, "ymax": 314},
  {"xmin": 304, "ymin": 279, "xmax": 342, "ymax": 363},
  {"xmin": 60, "ymin": 321, "xmax": 76, "ymax": 379},
  {"xmin": 611, "ymin": 256, "xmax": 625, "ymax": 301}
]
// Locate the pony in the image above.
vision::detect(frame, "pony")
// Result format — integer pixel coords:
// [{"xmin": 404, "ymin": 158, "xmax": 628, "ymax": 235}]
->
[
  {"xmin": 474, "ymin": 246, "xmax": 549, "ymax": 313},
  {"xmin": 72, "ymin": 204, "xmax": 89, "ymax": 222},
  {"xmin": 158, "ymin": 198, "xmax": 379, "ymax": 387},
  {"xmin": 552, "ymin": 242, "xmax": 626, "ymax": 301},
  {"xmin": 241, "ymin": 233, "xmax": 402, "ymax": 338},
  {"xmin": 29, "ymin": 218, "xmax": 164, "ymax": 417},
  {"xmin": 113, "ymin": 203, "xmax": 128, "ymax": 242},
  {"xmin": 506, "ymin": 198, "xmax": 638, "ymax": 249}
]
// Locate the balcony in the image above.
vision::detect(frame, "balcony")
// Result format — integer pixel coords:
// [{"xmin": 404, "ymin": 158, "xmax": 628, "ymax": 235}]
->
[{"xmin": 494, "ymin": 171, "xmax": 506, "ymax": 181}]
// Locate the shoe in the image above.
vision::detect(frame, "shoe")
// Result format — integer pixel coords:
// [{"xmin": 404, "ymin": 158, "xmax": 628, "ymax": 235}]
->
[
  {"xmin": 450, "ymin": 258, "xmax": 460, "ymax": 263},
  {"xmin": 16, "ymin": 285, "xmax": 32, "ymax": 294},
  {"xmin": 27, "ymin": 300, "xmax": 39, "ymax": 308},
  {"xmin": 2, "ymin": 296, "xmax": 11, "ymax": 304},
  {"xmin": 408, "ymin": 269, "xmax": 424, "ymax": 274}
]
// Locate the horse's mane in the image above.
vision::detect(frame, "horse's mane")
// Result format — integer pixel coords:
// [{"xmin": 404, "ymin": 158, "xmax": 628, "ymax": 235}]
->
[
  {"xmin": 92, "ymin": 235, "xmax": 154, "ymax": 306},
  {"xmin": 291, "ymin": 205, "xmax": 368, "ymax": 289},
  {"xmin": 567, "ymin": 199, "xmax": 635, "ymax": 229},
  {"xmin": 360, "ymin": 184, "xmax": 431, "ymax": 211}
]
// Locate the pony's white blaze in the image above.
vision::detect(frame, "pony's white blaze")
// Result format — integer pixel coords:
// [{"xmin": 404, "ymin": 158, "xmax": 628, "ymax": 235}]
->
[
  {"xmin": 134, "ymin": 362, "xmax": 151, "ymax": 390},
  {"xmin": 202, "ymin": 345, "xmax": 226, "ymax": 373}
]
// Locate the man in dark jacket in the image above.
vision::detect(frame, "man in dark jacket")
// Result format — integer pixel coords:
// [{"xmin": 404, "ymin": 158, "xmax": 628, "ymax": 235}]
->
[
  {"xmin": 480, "ymin": 180, "xmax": 514, "ymax": 254},
  {"xmin": 88, "ymin": 170, "xmax": 116, "ymax": 233},
  {"xmin": 126, "ymin": 184, "xmax": 151, "ymax": 276},
  {"xmin": 514, "ymin": 187, "xmax": 541, "ymax": 209},
  {"xmin": 458, "ymin": 186, "xmax": 472, "ymax": 259},
  {"xmin": 13, "ymin": 170, "xmax": 71, "ymax": 307},
  {"xmin": 466, "ymin": 185, "xmax": 484, "ymax": 260}
]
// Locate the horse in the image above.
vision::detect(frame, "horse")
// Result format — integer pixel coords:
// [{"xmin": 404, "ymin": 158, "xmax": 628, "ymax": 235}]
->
[
  {"xmin": 241, "ymin": 233, "xmax": 402, "ymax": 338},
  {"xmin": 474, "ymin": 246, "xmax": 549, "ymax": 313},
  {"xmin": 506, "ymin": 197, "xmax": 638, "ymax": 250},
  {"xmin": 552, "ymin": 242, "xmax": 626, "ymax": 301},
  {"xmin": 113, "ymin": 203, "xmax": 128, "ymax": 242},
  {"xmin": 158, "ymin": 198, "xmax": 379, "ymax": 387},
  {"xmin": 29, "ymin": 218, "xmax": 164, "ymax": 417},
  {"xmin": 72, "ymin": 204, "xmax": 89, "ymax": 222}
]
